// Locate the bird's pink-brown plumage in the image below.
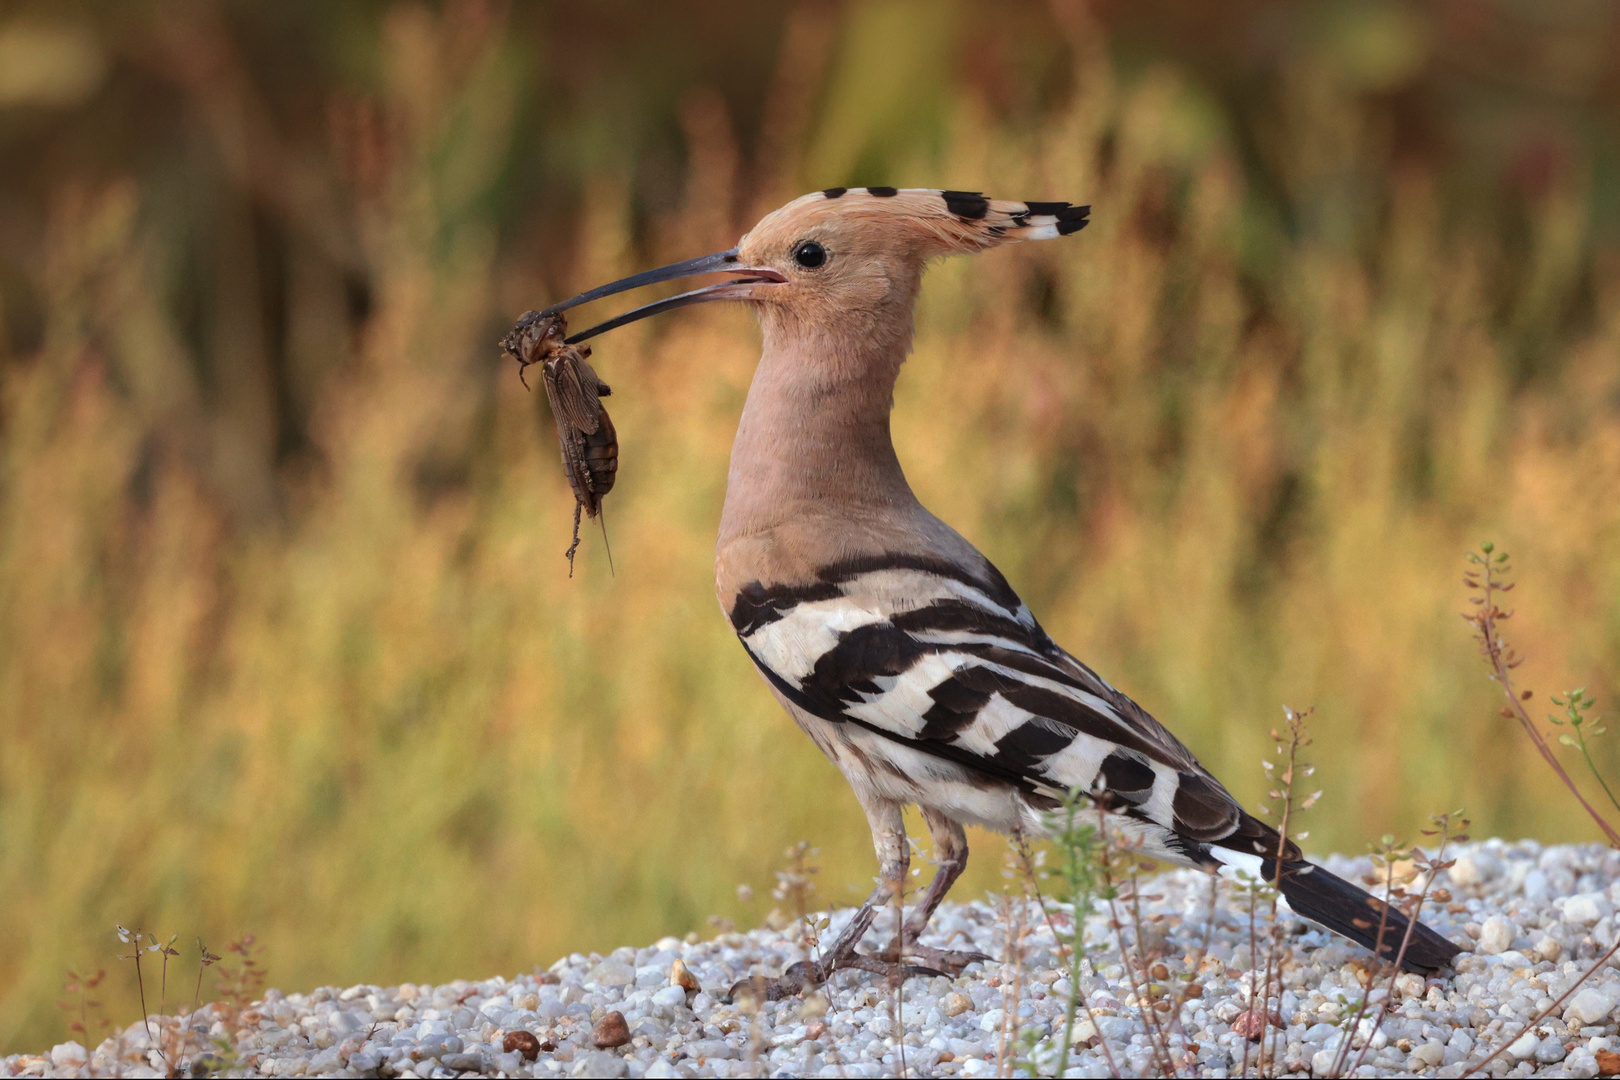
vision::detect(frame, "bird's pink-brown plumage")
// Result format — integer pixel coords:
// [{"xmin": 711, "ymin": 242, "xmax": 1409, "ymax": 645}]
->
[{"xmin": 544, "ymin": 187, "xmax": 1459, "ymax": 989}]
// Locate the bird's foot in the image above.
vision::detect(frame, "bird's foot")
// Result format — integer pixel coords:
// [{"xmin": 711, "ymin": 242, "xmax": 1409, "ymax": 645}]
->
[
  {"xmin": 725, "ymin": 953, "xmax": 945, "ymax": 1004},
  {"xmin": 888, "ymin": 942, "xmax": 993, "ymax": 976}
]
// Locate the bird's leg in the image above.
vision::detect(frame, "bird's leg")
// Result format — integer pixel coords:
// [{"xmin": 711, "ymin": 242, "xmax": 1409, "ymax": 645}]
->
[
  {"xmin": 729, "ymin": 795, "xmax": 939, "ymax": 1002},
  {"xmin": 881, "ymin": 808, "xmax": 992, "ymax": 975}
]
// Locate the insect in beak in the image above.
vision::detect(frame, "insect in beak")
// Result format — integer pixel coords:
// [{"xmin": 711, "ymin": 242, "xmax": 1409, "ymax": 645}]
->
[{"xmin": 540, "ymin": 248, "xmax": 788, "ymax": 343}]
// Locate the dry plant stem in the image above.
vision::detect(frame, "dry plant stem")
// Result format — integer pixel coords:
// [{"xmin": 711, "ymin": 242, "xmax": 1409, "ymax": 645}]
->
[
  {"xmin": 1461, "ymin": 936, "xmax": 1620, "ymax": 1076},
  {"xmin": 1246, "ymin": 879, "xmax": 1285, "ymax": 1079},
  {"xmin": 1258, "ymin": 710, "xmax": 1310, "ymax": 1078},
  {"xmin": 1094, "ymin": 809, "xmax": 1179, "ymax": 1078},
  {"xmin": 1344, "ymin": 839, "xmax": 1452, "ymax": 1078},
  {"xmin": 892, "ymin": 877, "xmax": 908, "ymax": 1080},
  {"xmin": 119, "ymin": 930, "xmax": 158, "ymax": 1055},
  {"xmin": 1239, "ymin": 885, "xmax": 1260, "ymax": 1080},
  {"xmin": 994, "ymin": 888, "xmax": 1023, "ymax": 1079},
  {"xmin": 1467, "ymin": 550, "xmax": 1620, "ymax": 846},
  {"xmin": 1328, "ymin": 856, "xmax": 1398, "ymax": 1078},
  {"xmin": 1127, "ymin": 879, "xmax": 1180, "ymax": 1075},
  {"xmin": 1172, "ymin": 875, "xmax": 1221, "ymax": 1072}
]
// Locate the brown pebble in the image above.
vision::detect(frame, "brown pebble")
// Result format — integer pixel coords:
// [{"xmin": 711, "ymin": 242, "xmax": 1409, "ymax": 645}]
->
[
  {"xmin": 1598, "ymin": 1049, "xmax": 1620, "ymax": 1077},
  {"xmin": 1149, "ymin": 962, "xmax": 1169, "ymax": 980},
  {"xmin": 1231, "ymin": 1009, "xmax": 1271, "ymax": 1041},
  {"xmin": 593, "ymin": 1010, "xmax": 631, "ymax": 1048},
  {"xmin": 502, "ymin": 1030, "xmax": 540, "ymax": 1061},
  {"xmin": 671, "ymin": 957, "xmax": 700, "ymax": 996},
  {"xmin": 1182, "ymin": 983, "xmax": 1203, "ymax": 1000}
]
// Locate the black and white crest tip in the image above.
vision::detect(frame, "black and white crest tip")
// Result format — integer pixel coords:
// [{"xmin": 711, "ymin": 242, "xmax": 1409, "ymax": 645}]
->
[{"xmin": 818, "ymin": 188, "xmax": 1092, "ymax": 240}]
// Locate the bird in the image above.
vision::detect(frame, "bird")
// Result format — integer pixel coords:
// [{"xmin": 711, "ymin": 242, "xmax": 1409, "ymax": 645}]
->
[{"xmin": 535, "ymin": 186, "xmax": 1460, "ymax": 994}]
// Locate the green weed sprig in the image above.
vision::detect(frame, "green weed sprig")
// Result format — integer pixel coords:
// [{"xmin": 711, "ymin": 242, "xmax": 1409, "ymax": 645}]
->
[{"xmin": 1550, "ymin": 689, "xmax": 1620, "ymax": 816}]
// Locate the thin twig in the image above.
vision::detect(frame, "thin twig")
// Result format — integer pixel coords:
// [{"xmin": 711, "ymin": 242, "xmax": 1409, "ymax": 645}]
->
[
  {"xmin": 1328, "ymin": 854, "xmax": 1396, "ymax": 1079},
  {"xmin": 892, "ymin": 873, "xmax": 907, "ymax": 1080},
  {"xmin": 1461, "ymin": 936, "xmax": 1620, "ymax": 1076},
  {"xmin": 1465, "ymin": 546, "xmax": 1620, "ymax": 846},
  {"xmin": 1344, "ymin": 821, "xmax": 1460, "ymax": 1076},
  {"xmin": 1239, "ymin": 883, "xmax": 1259, "ymax": 1080},
  {"xmin": 994, "ymin": 884, "xmax": 1027, "ymax": 1079},
  {"xmin": 1095, "ymin": 808, "xmax": 1179, "ymax": 1079}
]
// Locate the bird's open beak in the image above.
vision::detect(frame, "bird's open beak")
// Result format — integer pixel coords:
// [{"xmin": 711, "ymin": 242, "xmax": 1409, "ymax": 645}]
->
[{"xmin": 539, "ymin": 248, "xmax": 788, "ymax": 344}]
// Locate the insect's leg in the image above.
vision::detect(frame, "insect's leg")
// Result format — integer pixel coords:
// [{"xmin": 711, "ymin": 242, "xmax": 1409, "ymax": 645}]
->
[{"xmin": 565, "ymin": 502, "xmax": 582, "ymax": 577}]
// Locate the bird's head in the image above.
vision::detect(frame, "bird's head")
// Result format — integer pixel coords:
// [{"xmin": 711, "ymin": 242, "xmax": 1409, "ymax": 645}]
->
[{"xmin": 543, "ymin": 188, "xmax": 1089, "ymax": 344}]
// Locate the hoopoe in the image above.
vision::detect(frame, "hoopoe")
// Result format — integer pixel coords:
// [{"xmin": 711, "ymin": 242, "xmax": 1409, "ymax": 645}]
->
[{"xmin": 538, "ymin": 187, "xmax": 1459, "ymax": 995}]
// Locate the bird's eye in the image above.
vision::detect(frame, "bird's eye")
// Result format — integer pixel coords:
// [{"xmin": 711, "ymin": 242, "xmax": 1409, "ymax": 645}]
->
[{"xmin": 792, "ymin": 240, "xmax": 827, "ymax": 269}]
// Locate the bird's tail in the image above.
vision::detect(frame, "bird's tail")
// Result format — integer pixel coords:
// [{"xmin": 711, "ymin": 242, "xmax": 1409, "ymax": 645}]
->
[{"xmin": 1267, "ymin": 858, "xmax": 1461, "ymax": 973}]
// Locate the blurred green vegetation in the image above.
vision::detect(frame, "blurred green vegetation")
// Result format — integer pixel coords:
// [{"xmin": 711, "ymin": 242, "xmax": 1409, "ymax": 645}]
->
[{"xmin": 2, "ymin": 0, "xmax": 1619, "ymax": 1052}]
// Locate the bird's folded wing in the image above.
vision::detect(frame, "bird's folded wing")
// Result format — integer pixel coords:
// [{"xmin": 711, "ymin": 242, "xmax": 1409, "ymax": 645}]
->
[{"xmin": 728, "ymin": 555, "xmax": 1247, "ymax": 845}]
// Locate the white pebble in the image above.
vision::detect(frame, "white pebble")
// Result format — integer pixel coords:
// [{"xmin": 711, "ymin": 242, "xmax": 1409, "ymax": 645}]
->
[
  {"xmin": 49, "ymin": 1042, "xmax": 88, "ymax": 1068},
  {"xmin": 1477, "ymin": 914, "xmax": 1517, "ymax": 955},
  {"xmin": 1506, "ymin": 1029, "xmax": 1540, "ymax": 1060},
  {"xmin": 587, "ymin": 960, "xmax": 636, "ymax": 987},
  {"xmin": 651, "ymin": 984, "xmax": 688, "ymax": 1010},
  {"xmin": 1563, "ymin": 893, "xmax": 1613, "ymax": 927},
  {"xmin": 1410, "ymin": 1041, "xmax": 1445, "ymax": 1066},
  {"xmin": 1568, "ymin": 1050, "xmax": 1602, "ymax": 1078},
  {"xmin": 6, "ymin": 840, "xmax": 1610, "ymax": 1080},
  {"xmin": 1567, "ymin": 985, "xmax": 1620, "ymax": 1026}
]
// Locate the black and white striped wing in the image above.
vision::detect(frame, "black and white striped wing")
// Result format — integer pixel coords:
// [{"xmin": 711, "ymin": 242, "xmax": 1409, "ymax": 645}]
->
[{"xmin": 727, "ymin": 555, "xmax": 1281, "ymax": 862}]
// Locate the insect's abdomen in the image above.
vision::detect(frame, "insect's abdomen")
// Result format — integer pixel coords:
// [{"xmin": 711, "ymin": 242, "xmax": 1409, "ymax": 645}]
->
[{"xmin": 576, "ymin": 407, "xmax": 618, "ymax": 516}]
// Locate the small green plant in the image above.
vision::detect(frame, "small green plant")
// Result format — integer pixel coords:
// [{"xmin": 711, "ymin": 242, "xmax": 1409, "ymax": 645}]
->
[
  {"xmin": 114, "ymin": 926, "xmax": 228, "ymax": 1075},
  {"xmin": 1035, "ymin": 789, "xmax": 1120, "ymax": 1080},
  {"xmin": 1550, "ymin": 689, "xmax": 1620, "ymax": 816},
  {"xmin": 193, "ymin": 939, "xmax": 223, "ymax": 1020},
  {"xmin": 115, "ymin": 926, "xmax": 161, "ymax": 1054}
]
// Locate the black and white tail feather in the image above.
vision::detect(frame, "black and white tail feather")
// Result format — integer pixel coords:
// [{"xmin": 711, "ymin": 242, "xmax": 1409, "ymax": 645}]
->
[{"xmin": 729, "ymin": 553, "xmax": 1460, "ymax": 973}]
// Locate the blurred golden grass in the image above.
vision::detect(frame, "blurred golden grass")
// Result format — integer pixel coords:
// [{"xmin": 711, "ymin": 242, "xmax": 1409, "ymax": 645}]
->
[{"xmin": 2, "ymin": 2, "xmax": 1619, "ymax": 1053}]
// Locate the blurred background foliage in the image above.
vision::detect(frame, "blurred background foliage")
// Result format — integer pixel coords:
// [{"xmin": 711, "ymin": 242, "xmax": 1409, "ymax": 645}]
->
[{"xmin": 1, "ymin": 0, "xmax": 1619, "ymax": 1051}]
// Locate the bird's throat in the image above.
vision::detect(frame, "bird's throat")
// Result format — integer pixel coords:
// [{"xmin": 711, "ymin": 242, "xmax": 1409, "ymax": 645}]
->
[{"xmin": 717, "ymin": 328, "xmax": 921, "ymax": 548}]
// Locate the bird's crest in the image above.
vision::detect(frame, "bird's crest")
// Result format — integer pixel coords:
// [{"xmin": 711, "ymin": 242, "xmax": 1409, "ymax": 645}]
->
[{"xmin": 743, "ymin": 187, "xmax": 1090, "ymax": 259}]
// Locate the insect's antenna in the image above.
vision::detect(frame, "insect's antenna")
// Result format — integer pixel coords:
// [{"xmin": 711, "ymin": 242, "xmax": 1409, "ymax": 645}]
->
[{"xmin": 597, "ymin": 504, "xmax": 615, "ymax": 577}]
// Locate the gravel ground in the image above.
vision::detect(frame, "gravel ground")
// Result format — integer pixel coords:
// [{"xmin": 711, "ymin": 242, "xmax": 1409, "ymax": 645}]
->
[{"xmin": 8, "ymin": 839, "xmax": 1620, "ymax": 1079}]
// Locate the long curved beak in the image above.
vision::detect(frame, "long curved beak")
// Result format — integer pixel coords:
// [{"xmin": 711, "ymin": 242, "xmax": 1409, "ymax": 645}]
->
[{"xmin": 539, "ymin": 248, "xmax": 787, "ymax": 344}]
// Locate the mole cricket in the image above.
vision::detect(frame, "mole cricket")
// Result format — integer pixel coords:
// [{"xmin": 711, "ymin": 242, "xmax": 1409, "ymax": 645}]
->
[{"xmin": 500, "ymin": 310, "xmax": 618, "ymax": 574}]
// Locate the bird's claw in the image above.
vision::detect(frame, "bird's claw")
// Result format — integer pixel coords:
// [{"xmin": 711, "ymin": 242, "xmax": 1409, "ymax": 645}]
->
[
  {"xmin": 890, "ymin": 943, "xmax": 992, "ymax": 976},
  {"xmin": 724, "ymin": 954, "xmax": 947, "ymax": 1003}
]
